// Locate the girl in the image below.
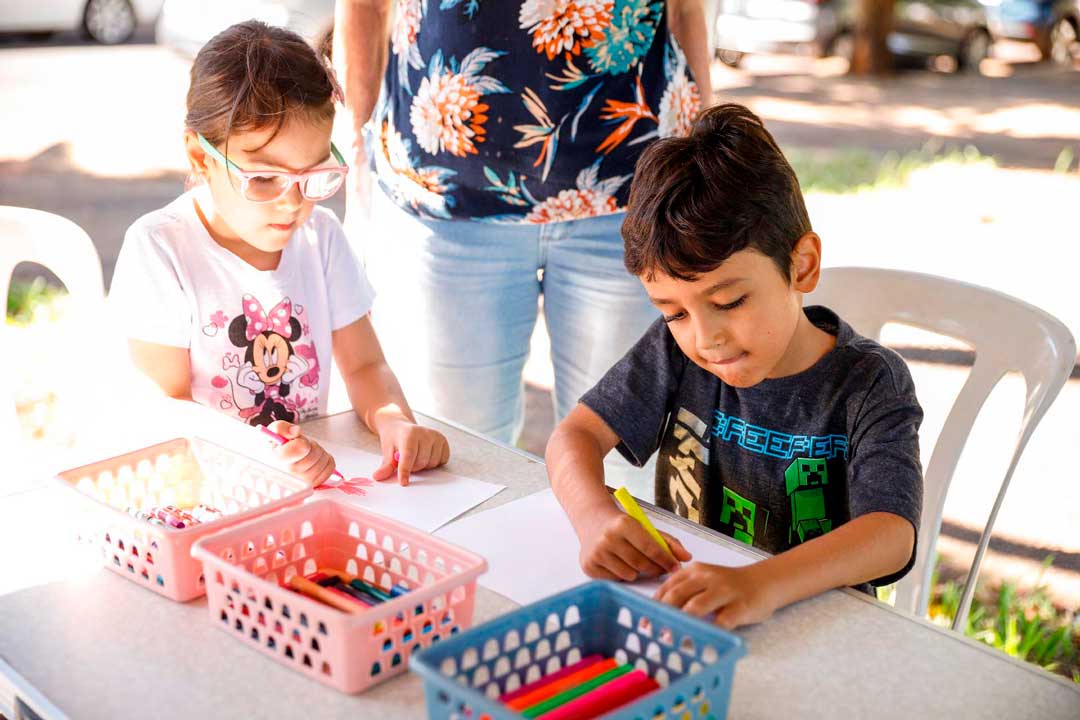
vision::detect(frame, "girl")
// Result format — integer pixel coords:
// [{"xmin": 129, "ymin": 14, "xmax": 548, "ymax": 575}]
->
[{"xmin": 110, "ymin": 20, "xmax": 448, "ymax": 487}]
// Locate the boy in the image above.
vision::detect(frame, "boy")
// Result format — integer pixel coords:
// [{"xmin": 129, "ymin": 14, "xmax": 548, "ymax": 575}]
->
[{"xmin": 546, "ymin": 104, "xmax": 923, "ymax": 630}]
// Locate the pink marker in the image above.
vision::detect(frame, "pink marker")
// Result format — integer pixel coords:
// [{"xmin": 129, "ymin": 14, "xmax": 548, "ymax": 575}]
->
[{"xmin": 258, "ymin": 425, "xmax": 346, "ymax": 483}]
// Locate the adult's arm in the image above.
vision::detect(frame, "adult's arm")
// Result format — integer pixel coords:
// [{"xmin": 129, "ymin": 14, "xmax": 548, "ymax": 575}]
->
[
  {"xmin": 668, "ymin": 0, "xmax": 714, "ymax": 106},
  {"xmin": 332, "ymin": 0, "xmax": 394, "ymax": 218}
]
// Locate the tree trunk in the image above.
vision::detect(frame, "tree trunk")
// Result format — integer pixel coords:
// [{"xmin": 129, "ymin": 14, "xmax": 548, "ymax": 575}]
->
[{"xmin": 851, "ymin": 0, "xmax": 895, "ymax": 75}]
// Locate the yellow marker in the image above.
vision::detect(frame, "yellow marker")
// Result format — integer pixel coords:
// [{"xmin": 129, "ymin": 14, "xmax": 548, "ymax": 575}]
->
[{"xmin": 614, "ymin": 486, "xmax": 672, "ymax": 557}]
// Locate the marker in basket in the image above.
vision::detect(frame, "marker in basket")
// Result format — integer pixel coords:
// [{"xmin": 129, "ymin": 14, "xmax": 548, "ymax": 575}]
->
[
  {"xmin": 499, "ymin": 655, "xmax": 604, "ymax": 703},
  {"xmin": 507, "ymin": 658, "xmax": 617, "ymax": 710},
  {"xmin": 522, "ymin": 664, "xmax": 634, "ymax": 718},
  {"xmin": 319, "ymin": 568, "xmax": 393, "ymax": 604},
  {"xmin": 613, "ymin": 487, "xmax": 672, "ymax": 558},
  {"xmin": 258, "ymin": 425, "xmax": 346, "ymax": 483},
  {"xmin": 310, "ymin": 572, "xmax": 378, "ymax": 606},
  {"xmin": 309, "ymin": 572, "xmax": 378, "ymax": 607},
  {"xmin": 541, "ymin": 669, "xmax": 659, "ymax": 720},
  {"xmin": 287, "ymin": 575, "xmax": 368, "ymax": 614}
]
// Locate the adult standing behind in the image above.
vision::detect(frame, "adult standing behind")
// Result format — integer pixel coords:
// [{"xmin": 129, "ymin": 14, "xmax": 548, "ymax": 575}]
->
[{"xmin": 334, "ymin": 0, "xmax": 712, "ymax": 445}]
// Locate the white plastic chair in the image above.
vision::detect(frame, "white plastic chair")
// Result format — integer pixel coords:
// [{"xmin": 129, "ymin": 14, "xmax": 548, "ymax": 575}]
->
[
  {"xmin": 805, "ymin": 267, "xmax": 1075, "ymax": 630},
  {"xmin": 0, "ymin": 206, "xmax": 105, "ymax": 455}
]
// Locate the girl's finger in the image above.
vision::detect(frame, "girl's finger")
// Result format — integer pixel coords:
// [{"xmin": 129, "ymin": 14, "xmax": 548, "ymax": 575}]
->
[
  {"xmin": 291, "ymin": 444, "xmax": 323, "ymax": 475},
  {"xmin": 309, "ymin": 453, "xmax": 334, "ymax": 487},
  {"xmin": 397, "ymin": 436, "xmax": 418, "ymax": 486},
  {"xmin": 413, "ymin": 439, "xmax": 436, "ymax": 472},
  {"xmin": 266, "ymin": 420, "xmax": 298, "ymax": 439},
  {"xmin": 276, "ymin": 436, "xmax": 311, "ymax": 464},
  {"xmin": 372, "ymin": 442, "xmax": 397, "ymax": 481}
]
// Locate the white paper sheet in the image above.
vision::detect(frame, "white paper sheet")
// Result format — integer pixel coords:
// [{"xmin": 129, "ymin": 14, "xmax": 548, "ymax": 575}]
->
[
  {"xmin": 435, "ymin": 489, "xmax": 758, "ymax": 606},
  {"xmin": 312, "ymin": 440, "xmax": 505, "ymax": 532}
]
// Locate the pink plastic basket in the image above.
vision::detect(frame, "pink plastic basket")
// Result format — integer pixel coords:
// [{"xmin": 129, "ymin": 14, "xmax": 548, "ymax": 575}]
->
[
  {"xmin": 191, "ymin": 497, "xmax": 489, "ymax": 694},
  {"xmin": 54, "ymin": 437, "xmax": 312, "ymax": 602}
]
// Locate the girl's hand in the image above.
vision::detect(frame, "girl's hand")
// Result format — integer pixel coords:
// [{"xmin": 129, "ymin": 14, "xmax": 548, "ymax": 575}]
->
[
  {"xmin": 654, "ymin": 562, "xmax": 778, "ymax": 630},
  {"xmin": 266, "ymin": 420, "xmax": 337, "ymax": 488},
  {"xmin": 372, "ymin": 418, "xmax": 450, "ymax": 486}
]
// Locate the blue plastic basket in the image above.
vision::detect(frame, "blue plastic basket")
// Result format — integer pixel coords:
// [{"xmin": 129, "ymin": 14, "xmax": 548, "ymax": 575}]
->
[{"xmin": 410, "ymin": 580, "xmax": 745, "ymax": 720}]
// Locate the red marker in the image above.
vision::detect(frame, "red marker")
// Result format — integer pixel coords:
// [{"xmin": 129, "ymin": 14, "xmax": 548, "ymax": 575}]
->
[{"xmin": 259, "ymin": 425, "xmax": 346, "ymax": 483}]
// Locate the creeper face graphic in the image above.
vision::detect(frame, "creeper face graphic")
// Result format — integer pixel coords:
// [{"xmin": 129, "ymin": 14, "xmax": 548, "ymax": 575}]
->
[
  {"xmin": 785, "ymin": 457, "xmax": 832, "ymax": 544},
  {"xmin": 718, "ymin": 487, "xmax": 756, "ymax": 545}
]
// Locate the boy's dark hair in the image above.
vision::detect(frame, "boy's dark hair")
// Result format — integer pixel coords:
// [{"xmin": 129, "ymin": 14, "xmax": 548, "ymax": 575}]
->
[
  {"xmin": 186, "ymin": 20, "xmax": 337, "ymax": 152},
  {"xmin": 622, "ymin": 103, "xmax": 811, "ymax": 282}
]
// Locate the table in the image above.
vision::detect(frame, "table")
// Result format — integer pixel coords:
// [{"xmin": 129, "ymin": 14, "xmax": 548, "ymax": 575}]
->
[{"xmin": 1, "ymin": 411, "xmax": 1077, "ymax": 719}]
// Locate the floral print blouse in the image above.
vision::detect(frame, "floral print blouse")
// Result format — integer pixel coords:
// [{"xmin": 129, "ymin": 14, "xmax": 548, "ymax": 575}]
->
[{"xmin": 372, "ymin": 0, "xmax": 702, "ymax": 224}]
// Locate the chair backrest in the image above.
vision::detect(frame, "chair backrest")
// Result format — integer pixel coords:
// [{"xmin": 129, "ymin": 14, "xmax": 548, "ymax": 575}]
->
[
  {"xmin": 805, "ymin": 267, "xmax": 1075, "ymax": 630},
  {"xmin": 0, "ymin": 206, "xmax": 105, "ymax": 447}
]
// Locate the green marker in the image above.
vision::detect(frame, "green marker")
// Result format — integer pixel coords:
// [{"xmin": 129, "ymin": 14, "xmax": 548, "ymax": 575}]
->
[
  {"xmin": 522, "ymin": 664, "xmax": 633, "ymax": 718},
  {"xmin": 349, "ymin": 578, "xmax": 392, "ymax": 603}
]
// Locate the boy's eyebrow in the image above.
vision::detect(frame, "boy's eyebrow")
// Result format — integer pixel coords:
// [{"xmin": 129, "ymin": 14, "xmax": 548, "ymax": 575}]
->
[
  {"xmin": 648, "ymin": 277, "xmax": 747, "ymax": 306},
  {"xmin": 702, "ymin": 278, "xmax": 746, "ymax": 295}
]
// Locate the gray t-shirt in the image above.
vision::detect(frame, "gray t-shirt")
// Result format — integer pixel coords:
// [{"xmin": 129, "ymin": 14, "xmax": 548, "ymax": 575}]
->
[{"xmin": 582, "ymin": 305, "xmax": 923, "ymax": 587}]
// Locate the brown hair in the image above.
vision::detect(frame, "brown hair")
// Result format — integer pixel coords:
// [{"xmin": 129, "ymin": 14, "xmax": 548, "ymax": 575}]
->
[
  {"xmin": 622, "ymin": 103, "xmax": 811, "ymax": 283},
  {"xmin": 185, "ymin": 20, "xmax": 336, "ymax": 151}
]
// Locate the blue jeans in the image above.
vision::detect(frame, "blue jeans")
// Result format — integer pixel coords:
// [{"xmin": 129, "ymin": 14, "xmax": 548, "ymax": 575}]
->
[{"xmin": 363, "ymin": 193, "xmax": 658, "ymax": 446}]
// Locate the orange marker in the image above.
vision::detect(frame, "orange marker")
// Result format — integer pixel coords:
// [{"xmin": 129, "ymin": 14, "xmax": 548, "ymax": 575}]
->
[
  {"xmin": 507, "ymin": 658, "xmax": 618, "ymax": 711},
  {"xmin": 499, "ymin": 655, "xmax": 604, "ymax": 703}
]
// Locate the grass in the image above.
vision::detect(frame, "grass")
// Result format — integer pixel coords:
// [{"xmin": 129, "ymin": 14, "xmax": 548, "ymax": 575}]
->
[
  {"xmin": 789, "ymin": 142, "xmax": 997, "ymax": 195},
  {"xmin": 7, "ymin": 276, "xmax": 67, "ymax": 325},
  {"xmin": 7, "ymin": 278, "xmax": 74, "ymax": 444},
  {"xmin": 927, "ymin": 556, "xmax": 1080, "ymax": 684},
  {"xmin": 1054, "ymin": 146, "xmax": 1078, "ymax": 174},
  {"xmin": 789, "ymin": 142, "xmax": 1078, "ymax": 195}
]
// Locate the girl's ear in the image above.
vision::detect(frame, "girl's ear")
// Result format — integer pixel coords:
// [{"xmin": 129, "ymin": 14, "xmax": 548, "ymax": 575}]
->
[{"xmin": 183, "ymin": 130, "xmax": 211, "ymax": 180}]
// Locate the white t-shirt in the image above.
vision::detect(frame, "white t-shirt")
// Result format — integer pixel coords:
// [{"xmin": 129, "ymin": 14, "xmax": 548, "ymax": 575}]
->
[{"xmin": 110, "ymin": 190, "xmax": 375, "ymax": 426}]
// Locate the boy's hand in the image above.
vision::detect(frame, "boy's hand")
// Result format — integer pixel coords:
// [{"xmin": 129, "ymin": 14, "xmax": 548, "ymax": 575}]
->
[
  {"xmin": 371, "ymin": 417, "xmax": 450, "ymax": 486},
  {"xmin": 577, "ymin": 507, "xmax": 692, "ymax": 582},
  {"xmin": 655, "ymin": 562, "xmax": 777, "ymax": 630},
  {"xmin": 266, "ymin": 421, "xmax": 337, "ymax": 488}
]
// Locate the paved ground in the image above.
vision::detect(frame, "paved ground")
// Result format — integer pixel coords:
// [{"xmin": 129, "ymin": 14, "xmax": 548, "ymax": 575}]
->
[
  {"xmin": 4, "ymin": 32, "xmax": 1079, "ymax": 601},
  {"xmin": 715, "ymin": 47, "xmax": 1080, "ymax": 170}
]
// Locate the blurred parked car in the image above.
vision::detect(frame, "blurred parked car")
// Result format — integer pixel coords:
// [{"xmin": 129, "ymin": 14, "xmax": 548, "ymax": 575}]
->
[
  {"xmin": 988, "ymin": 0, "xmax": 1080, "ymax": 65},
  {"xmin": 714, "ymin": 0, "xmax": 994, "ymax": 71},
  {"xmin": 1, "ymin": 0, "xmax": 163, "ymax": 44},
  {"xmin": 155, "ymin": 0, "xmax": 333, "ymax": 57}
]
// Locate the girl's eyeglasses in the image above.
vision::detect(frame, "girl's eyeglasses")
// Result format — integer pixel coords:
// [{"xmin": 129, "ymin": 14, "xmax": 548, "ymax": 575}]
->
[{"xmin": 197, "ymin": 133, "xmax": 348, "ymax": 204}]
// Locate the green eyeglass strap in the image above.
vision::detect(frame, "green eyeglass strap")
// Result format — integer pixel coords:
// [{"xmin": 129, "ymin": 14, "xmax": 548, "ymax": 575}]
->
[{"xmin": 196, "ymin": 133, "xmax": 347, "ymax": 172}]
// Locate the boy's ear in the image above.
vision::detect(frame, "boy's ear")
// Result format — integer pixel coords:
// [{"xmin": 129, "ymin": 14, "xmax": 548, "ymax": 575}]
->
[
  {"xmin": 790, "ymin": 232, "xmax": 823, "ymax": 293},
  {"xmin": 183, "ymin": 130, "xmax": 211, "ymax": 179}
]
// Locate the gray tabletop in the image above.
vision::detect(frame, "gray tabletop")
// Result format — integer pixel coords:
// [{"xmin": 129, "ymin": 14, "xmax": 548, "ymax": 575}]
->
[{"xmin": 1, "ymin": 411, "xmax": 1077, "ymax": 720}]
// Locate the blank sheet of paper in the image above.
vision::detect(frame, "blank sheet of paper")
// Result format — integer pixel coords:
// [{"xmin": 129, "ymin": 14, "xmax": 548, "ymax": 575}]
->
[
  {"xmin": 435, "ymin": 489, "xmax": 758, "ymax": 606},
  {"xmin": 315, "ymin": 441, "xmax": 505, "ymax": 532}
]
